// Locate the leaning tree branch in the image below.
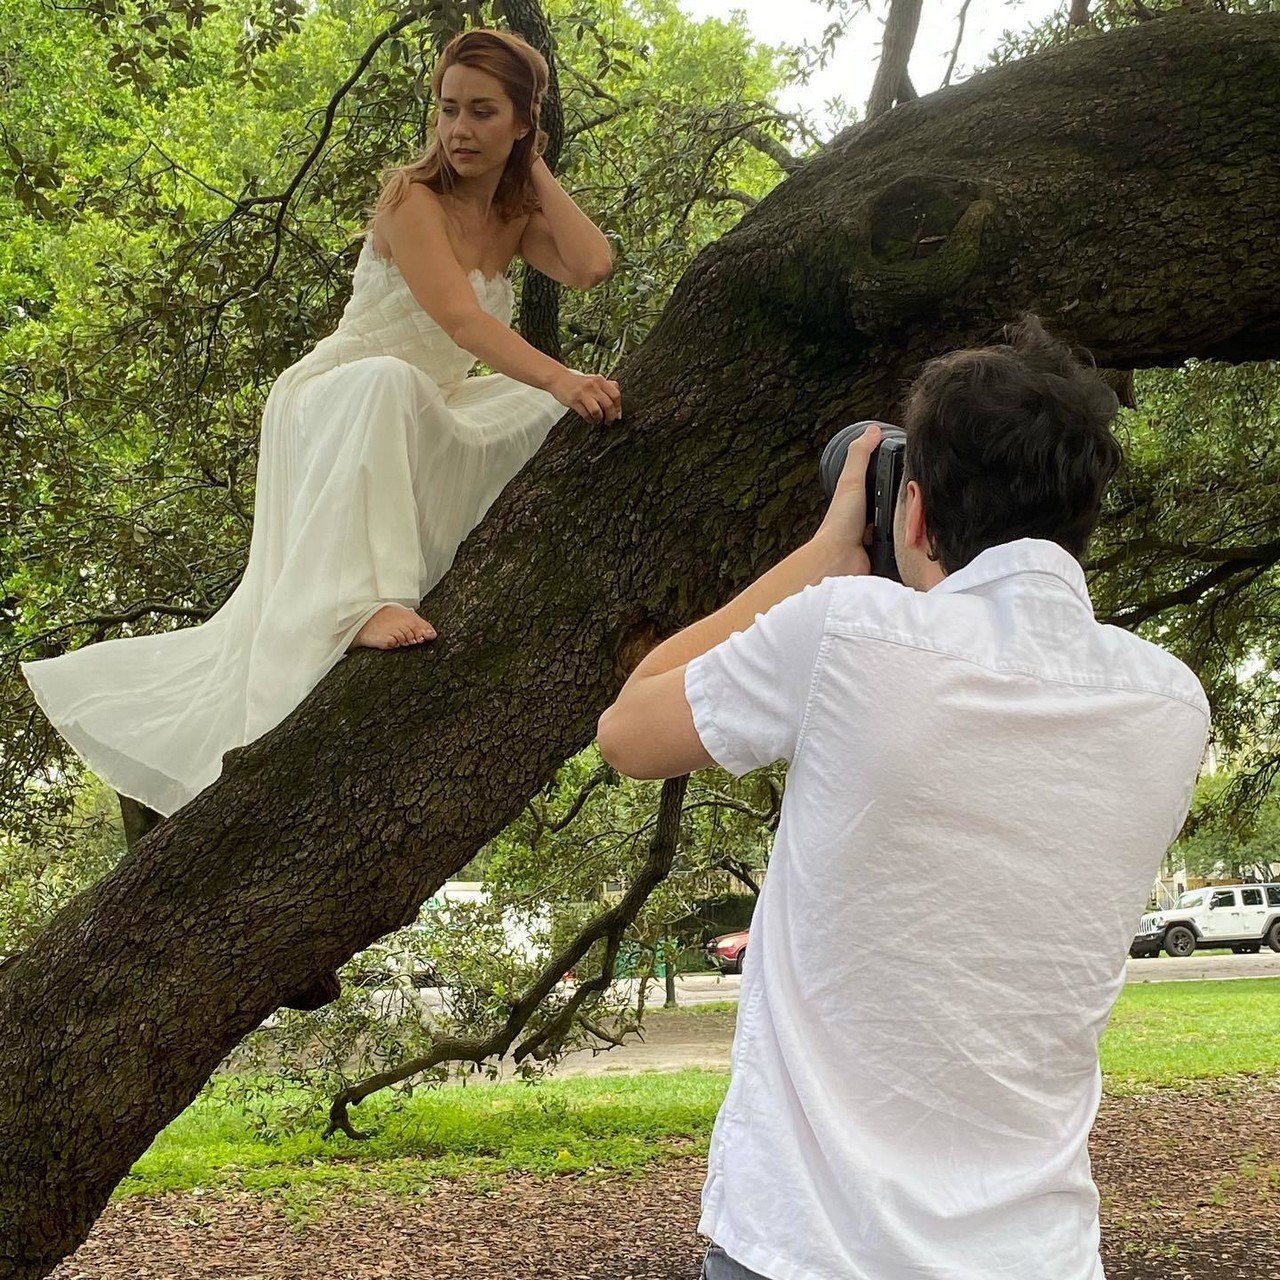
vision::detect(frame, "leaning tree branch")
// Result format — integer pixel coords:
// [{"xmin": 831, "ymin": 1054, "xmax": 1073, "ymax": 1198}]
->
[
  {"xmin": 325, "ymin": 774, "xmax": 687, "ymax": 1139},
  {"xmin": 512, "ymin": 775, "xmax": 686, "ymax": 1064},
  {"xmin": 866, "ymin": 0, "xmax": 924, "ymax": 121}
]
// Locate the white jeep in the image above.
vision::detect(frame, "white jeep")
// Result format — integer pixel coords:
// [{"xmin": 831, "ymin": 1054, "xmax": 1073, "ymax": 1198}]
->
[{"xmin": 1130, "ymin": 883, "xmax": 1280, "ymax": 958}]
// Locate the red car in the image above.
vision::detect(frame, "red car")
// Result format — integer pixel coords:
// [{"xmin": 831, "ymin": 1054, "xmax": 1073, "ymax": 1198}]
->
[{"xmin": 705, "ymin": 928, "xmax": 749, "ymax": 974}]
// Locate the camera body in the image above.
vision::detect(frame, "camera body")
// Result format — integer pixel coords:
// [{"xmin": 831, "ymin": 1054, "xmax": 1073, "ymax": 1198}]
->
[{"xmin": 819, "ymin": 421, "xmax": 908, "ymax": 581}]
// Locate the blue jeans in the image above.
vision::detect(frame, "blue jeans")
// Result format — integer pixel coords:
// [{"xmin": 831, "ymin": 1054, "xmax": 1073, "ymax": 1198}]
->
[{"xmin": 702, "ymin": 1243, "xmax": 769, "ymax": 1280}]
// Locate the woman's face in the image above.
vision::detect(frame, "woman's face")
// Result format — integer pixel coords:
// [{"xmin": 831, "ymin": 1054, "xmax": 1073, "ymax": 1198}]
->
[{"xmin": 436, "ymin": 63, "xmax": 528, "ymax": 185}]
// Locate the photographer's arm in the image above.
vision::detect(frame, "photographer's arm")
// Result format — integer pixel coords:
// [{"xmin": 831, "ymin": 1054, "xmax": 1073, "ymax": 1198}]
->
[{"xmin": 597, "ymin": 426, "xmax": 881, "ymax": 779}]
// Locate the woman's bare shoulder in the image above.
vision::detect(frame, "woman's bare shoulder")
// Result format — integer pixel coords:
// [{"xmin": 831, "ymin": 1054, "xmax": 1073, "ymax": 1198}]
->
[{"xmin": 373, "ymin": 183, "xmax": 444, "ymax": 256}]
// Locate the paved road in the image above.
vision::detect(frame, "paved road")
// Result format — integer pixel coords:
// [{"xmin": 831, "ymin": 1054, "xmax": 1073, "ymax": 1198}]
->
[
  {"xmin": 1124, "ymin": 949, "xmax": 1280, "ymax": 982},
  {"xmin": 645, "ymin": 950, "xmax": 1280, "ymax": 1009},
  {"xmin": 351, "ymin": 951, "xmax": 1280, "ymax": 1026}
]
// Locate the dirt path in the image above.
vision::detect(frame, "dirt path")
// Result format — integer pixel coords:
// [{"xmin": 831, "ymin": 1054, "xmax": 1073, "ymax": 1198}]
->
[
  {"xmin": 554, "ymin": 1007, "xmax": 735, "ymax": 1077},
  {"xmin": 51, "ymin": 1077, "xmax": 1280, "ymax": 1280}
]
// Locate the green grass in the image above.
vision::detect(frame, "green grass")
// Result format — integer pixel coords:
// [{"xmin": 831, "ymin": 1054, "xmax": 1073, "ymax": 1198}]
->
[
  {"xmin": 123, "ymin": 1068, "xmax": 726, "ymax": 1199},
  {"xmin": 123, "ymin": 979, "xmax": 1280, "ymax": 1199},
  {"xmin": 1100, "ymin": 977, "xmax": 1280, "ymax": 1090}
]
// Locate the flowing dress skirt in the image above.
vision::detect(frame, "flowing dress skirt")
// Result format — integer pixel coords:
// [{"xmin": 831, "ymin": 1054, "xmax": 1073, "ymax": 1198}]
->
[{"xmin": 23, "ymin": 346, "xmax": 561, "ymax": 816}]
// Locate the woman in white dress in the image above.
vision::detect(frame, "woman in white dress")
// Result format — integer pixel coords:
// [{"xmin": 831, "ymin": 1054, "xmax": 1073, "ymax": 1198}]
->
[{"xmin": 22, "ymin": 28, "xmax": 621, "ymax": 818}]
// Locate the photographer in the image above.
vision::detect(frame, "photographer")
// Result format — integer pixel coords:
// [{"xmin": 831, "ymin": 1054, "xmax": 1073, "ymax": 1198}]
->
[{"xmin": 597, "ymin": 317, "xmax": 1209, "ymax": 1280}]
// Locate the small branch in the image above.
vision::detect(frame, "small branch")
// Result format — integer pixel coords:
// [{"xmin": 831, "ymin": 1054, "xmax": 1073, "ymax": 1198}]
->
[
  {"xmin": 682, "ymin": 796, "xmax": 772, "ymax": 824},
  {"xmin": 325, "ymin": 775, "xmax": 689, "ymax": 1139},
  {"xmin": 547, "ymin": 765, "xmax": 614, "ymax": 834},
  {"xmin": 241, "ymin": 6, "xmax": 428, "ymax": 287},
  {"xmin": 138, "ymin": 131, "xmax": 241, "ymax": 208},
  {"xmin": 564, "ymin": 106, "xmax": 626, "ymax": 141},
  {"xmin": 739, "ymin": 125, "xmax": 803, "ymax": 174},
  {"xmin": 942, "ymin": 0, "xmax": 975, "ymax": 89},
  {"xmin": 8, "ymin": 600, "xmax": 219, "ymax": 662},
  {"xmin": 717, "ymin": 858, "xmax": 761, "ymax": 897},
  {"xmin": 1088, "ymin": 537, "xmax": 1280, "ymax": 576},
  {"xmin": 705, "ymin": 188, "xmax": 759, "ymax": 209},
  {"xmin": 1069, "ymin": 0, "xmax": 1092, "ymax": 24},
  {"xmin": 576, "ymin": 1013, "xmax": 626, "ymax": 1049},
  {"xmin": 1100, "ymin": 549, "xmax": 1280, "ymax": 629}
]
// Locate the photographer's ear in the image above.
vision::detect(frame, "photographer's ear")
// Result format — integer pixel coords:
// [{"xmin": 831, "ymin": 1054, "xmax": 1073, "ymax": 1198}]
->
[
  {"xmin": 897, "ymin": 480, "xmax": 946, "ymax": 590},
  {"xmin": 901, "ymin": 480, "xmax": 928, "ymax": 552}
]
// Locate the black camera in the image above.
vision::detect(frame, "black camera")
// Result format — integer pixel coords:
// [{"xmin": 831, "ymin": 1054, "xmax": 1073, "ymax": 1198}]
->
[{"xmin": 819, "ymin": 421, "xmax": 907, "ymax": 581}]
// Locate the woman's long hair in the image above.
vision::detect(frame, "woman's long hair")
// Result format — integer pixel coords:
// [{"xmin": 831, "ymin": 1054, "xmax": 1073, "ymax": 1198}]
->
[{"xmin": 371, "ymin": 28, "xmax": 549, "ymax": 224}]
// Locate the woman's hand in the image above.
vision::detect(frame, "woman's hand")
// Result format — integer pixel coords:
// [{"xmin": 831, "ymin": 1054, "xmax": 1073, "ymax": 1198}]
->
[{"xmin": 549, "ymin": 368, "xmax": 622, "ymax": 424}]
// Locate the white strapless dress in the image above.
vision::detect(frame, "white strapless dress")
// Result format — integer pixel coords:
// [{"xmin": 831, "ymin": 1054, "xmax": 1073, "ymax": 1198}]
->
[{"xmin": 23, "ymin": 238, "xmax": 562, "ymax": 816}]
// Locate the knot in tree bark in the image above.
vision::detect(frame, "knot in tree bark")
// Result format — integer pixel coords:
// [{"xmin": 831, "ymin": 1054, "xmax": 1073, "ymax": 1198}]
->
[{"xmin": 847, "ymin": 174, "xmax": 995, "ymax": 323}]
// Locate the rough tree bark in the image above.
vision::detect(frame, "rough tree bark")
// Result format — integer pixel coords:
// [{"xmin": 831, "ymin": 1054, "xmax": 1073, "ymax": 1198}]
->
[
  {"xmin": 2, "ymin": 13, "xmax": 1279, "ymax": 1276},
  {"xmin": 503, "ymin": 0, "xmax": 566, "ymax": 358}
]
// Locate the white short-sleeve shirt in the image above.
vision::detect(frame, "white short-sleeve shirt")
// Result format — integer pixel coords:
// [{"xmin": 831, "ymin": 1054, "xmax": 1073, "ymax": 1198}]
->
[{"xmin": 684, "ymin": 539, "xmax": 1209, "ymax": 1280}]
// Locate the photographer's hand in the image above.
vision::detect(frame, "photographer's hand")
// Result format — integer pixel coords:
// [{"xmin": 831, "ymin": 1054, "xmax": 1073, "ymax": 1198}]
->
[{"xmin": 814, "ymin": 421, "xmax": 882, "ymax": 576}]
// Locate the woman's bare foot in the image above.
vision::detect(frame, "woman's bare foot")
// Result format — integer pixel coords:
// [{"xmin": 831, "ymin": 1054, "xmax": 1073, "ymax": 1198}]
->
[{"xmin": 350, "ymin": 604, "xmax": 437, "ymax": 651}]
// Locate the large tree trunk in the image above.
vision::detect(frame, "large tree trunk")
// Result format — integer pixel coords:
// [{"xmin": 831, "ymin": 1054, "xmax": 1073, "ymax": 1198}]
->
[
  {"xmin": 2, "ymin": 13, "xmax": 1279, "ymax": 1276},
  {"xmin": 505, "ymin": 0, "xmax": 567, "ymax": 359}
]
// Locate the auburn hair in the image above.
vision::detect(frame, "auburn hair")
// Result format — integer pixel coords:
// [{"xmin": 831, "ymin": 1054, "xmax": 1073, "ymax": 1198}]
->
[{"xmin": 370, "ymin": 28, "xmax": 548, "ymax": 224}]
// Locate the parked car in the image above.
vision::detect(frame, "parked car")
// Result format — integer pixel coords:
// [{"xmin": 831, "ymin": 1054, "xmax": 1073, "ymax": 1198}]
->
[
  {"xmin": 1130, "ymin": 883, "xmax": 1280, "ymax": 958},
  {"xmin": 705, "ymin": 929, "xmax": 749, "ymax": 974}
]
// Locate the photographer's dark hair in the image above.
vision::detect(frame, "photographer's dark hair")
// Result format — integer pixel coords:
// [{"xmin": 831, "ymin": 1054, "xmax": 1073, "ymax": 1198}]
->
[{"xmin": 901, "ymin": 315, "xmax": 1122, "ymax": 575}]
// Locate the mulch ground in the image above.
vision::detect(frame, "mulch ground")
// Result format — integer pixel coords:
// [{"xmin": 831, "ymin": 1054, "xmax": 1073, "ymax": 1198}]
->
[{"xmin": 52, "ymin": 1079, "xmax": 1280, "ymax": 1280}]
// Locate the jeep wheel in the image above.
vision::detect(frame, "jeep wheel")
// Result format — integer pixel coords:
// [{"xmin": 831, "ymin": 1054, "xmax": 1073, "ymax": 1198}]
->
[
  {"xmin": 1164, "ymin": 925, "xmax": 1197, "ymax": 958},
  {"xmin": 1266, "ymin": 921, "xmax": 1280, "ymax": 954}
]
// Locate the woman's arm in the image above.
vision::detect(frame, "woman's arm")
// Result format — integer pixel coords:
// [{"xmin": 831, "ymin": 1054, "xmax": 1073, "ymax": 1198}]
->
[
  {"xmin": 519, "ymin": 158, "xmax": 613, "ymax": 289},
  {"xmin": 381, "ymin": 185, "xmax": 621, "ymax": 423}
]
